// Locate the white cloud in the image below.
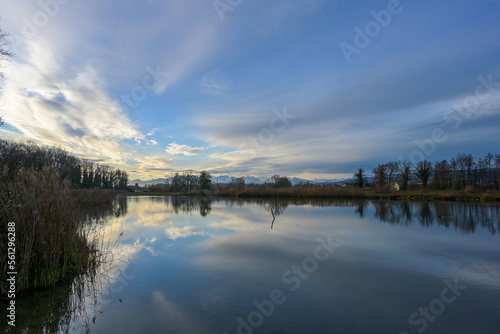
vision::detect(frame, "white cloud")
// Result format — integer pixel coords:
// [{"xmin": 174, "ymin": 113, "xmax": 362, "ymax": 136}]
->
[
  {"xmin": 1, "ymin": 38, "xmax": 143, "ymax": 162},
  {"xmin": 133, "ymin": 156, "xmax": 174, "ymax": 179},
  {"xmin": 166, "ymin": 142, "xmax": 205, "ymax": 156},
  {"xmin": 136, "ymin": 156, "xmax": 173, "ymax": 169},
  {"xmin": 165, "ymin": 226, "xmax": 204, "ymax": 240}
]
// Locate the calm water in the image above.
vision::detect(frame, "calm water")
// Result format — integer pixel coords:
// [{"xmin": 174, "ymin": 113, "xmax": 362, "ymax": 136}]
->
[{"xmin": 3, "ymin": 196, "xmax": 500, "ymax": 334}]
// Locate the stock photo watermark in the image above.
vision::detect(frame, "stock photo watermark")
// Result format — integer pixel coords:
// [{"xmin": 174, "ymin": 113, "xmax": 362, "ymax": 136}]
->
[
  {"xmin": 399, "ymin": 74, "xmax": 500, "ymax": 164},
  {"xmin": 6, "ymin": 221, "xmax": 17, "ymax": 327},
  {"xmin": 116, "ymin": 65, "xmax": 170, "ymax": 115},
  {"xmin": 238, "ymin": 107, "xmax": 296, "ymax": 152},
  {"xmin": 8, "ymin": 0, "xmax": 71, "ymax": 55},
  {"xmin": 213, "ymin": 0, "xmax": 245, "ymax": 21},
  {"xmin": 399, "ymin": 277, "xmax": 467, "ymax": 334},
  {"xmin": 339, "ymin": 0, "xmax": 404, "ymax": 64},
  {"xmin": 223, "ymin": 235, "xmax": 339, "ymax": 334},
  {"xmin": 223, "ymin": 106, "xmax": 295, "ymax": 176}
]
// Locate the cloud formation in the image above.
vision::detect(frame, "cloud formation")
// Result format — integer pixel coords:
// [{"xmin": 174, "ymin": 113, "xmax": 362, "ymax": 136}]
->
[
  {"xmin": 1, "ymin": 38, "xmax": 143, "ymax": 162},
  {"xmin": 166, "ymin": 142, "xmax": 206, "ymax": 156},
  {"xmin": 165, "ymin": 226, "xmax": 204, "ymax": 240},
  {"xmin": 1, "ymin": 0, "xmax": 499, "ymax": 179}
]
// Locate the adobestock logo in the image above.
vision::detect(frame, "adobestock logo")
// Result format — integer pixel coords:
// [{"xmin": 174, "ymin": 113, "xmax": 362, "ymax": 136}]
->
[
  {"xmin": 22, "ymin": 0, "xmax": 71, "ymax": 39},
  {"xmin": 340, "ymin": 0, "xmax": 404, "ymax": 64},
  {"xmin": 399, "ymin": 74, "xmax": 500, "ymax": 164},
  {"xmin": 399, "ymin": 277, "xmax": 467, "ymax": 334},
  {"xmin": 213, "ymin": 0, "xmax": 246, "ymax": 21},
  {"xmin": 115, "ymin": 65, "xmax": 170, "ymax": 114},
  {"xmin": 9, "ymin": 0, "xmax": 71, "ymax": 56},
  {"xmin": 224, "ymin": 235, "xmax": 339, "ymax": 334},
  {"xmin": 222, "ymin": 106, "xmax": 295, "ymax": 176}
]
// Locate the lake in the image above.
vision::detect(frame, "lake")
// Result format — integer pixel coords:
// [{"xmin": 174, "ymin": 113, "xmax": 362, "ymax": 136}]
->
[{"xmin": 3, "ymin": 195, "xmax": 500, "ymax": 333}]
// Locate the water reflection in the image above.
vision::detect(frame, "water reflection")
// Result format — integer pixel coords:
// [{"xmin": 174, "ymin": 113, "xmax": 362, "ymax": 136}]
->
[
  {"xmin": 151, "ymin": 196, "xmax": 500, "ymax": 235},
  {"xmin": 372, "ymin": 201, "xmax": 500, "ymax": 234},
  {"xmin": 4, "ymin": 196, "xmax": 500, "ymax": 334}
]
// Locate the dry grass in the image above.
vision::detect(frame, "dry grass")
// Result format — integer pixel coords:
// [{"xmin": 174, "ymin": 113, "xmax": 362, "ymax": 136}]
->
[
  {"xmin": 0, "ymin": 166, "xmax": 114, "ymax": 296},
  {"xmin": 207, "ymin": 185, "xmax": 370, "ymax": 199},
  {"xmin": 177, "ymin": 185, "xmax": 500, "ymax": 202}
]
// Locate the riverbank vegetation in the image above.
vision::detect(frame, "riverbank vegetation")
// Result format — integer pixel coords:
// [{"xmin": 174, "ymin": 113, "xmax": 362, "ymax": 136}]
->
[
  {"xmin": 139, "ymin": 152, "xmax": 500, "ymax": 202},
  {"xmin": 369, "ymin": 153, "xmax": 500, "ymax": 192},
  {"xmin": 0, "ymin": 139, "xmax": 125, "ymax": 296}
]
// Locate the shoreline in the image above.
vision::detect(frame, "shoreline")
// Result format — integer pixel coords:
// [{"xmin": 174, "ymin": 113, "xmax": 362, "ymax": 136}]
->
[{"xmin": 125, "ymin": 188, "xmax": 500, "ymax": 202}]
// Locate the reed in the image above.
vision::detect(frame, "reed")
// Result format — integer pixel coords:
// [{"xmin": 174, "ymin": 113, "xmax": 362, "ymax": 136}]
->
[
  {"xmin": 209, "ymin": 185, "xmax": 370, "ymax": 199},
  {"xmin": 0, "ymin": 166, "xmax": 111, "ymax": 296},
  {"xmin": 182, "ymin": 185, "xmax": 500, "ymax": 202}
]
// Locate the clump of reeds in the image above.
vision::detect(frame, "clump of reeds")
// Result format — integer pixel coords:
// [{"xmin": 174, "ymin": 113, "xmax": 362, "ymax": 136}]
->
[
  {"xmin": 0, "ymin": 166, "xmax": 102, "ymax": 295},
  {"xmin": 208, "ymin": 185, "xmax": 369, "ymax": 199},
  {"xmin": 71, "ymin": 188, "xmax": 116, "ymax": 206}
]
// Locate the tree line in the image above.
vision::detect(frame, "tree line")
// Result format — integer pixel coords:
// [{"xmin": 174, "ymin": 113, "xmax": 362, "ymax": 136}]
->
[
  {"xmin": 0, "ymin": 139, "xmax": 128, "ymax": 189},
  {"xmin": 365, "ymin": 152, "xmax": 500, "ymax": 191},
  {"xmin": 147, "ymin": 173, "xmax": 294, "ymax": 193}
]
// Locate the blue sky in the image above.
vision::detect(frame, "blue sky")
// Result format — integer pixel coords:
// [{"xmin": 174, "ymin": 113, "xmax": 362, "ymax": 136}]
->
[{"xmin": 1, "ymin": 0, "xmax": 499, "ymax": 180}]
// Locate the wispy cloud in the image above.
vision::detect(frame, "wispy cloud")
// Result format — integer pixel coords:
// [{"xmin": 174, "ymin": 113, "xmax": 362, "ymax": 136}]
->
[
  {"xmin": 1, "ymin": 0, "xmax": 499, "ymax": 180},
  {"xmin": 1, "ymin": 38, "xmax": 143, "ymax": 162},
  {"xmin": 166, "ymin": 142, "xmax": 205, "ymax": 156},
  {"xmin": 154, "ymin": 23, "xmax": 218, "ymax": 94},
  {"xmin": 200, "ymin": 70, "xmax": 229, "ymax": 94}
]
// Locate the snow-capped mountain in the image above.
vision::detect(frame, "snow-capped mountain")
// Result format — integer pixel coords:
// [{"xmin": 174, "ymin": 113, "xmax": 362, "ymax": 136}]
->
[{"xmin": 129, "ymin": 175, "xmax": 352, "ymax": 186}]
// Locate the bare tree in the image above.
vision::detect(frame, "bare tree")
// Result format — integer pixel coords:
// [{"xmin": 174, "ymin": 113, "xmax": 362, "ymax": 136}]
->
[
  {"xmin": 415, "ymin": 160, "xmax": 432, "ymax": 189},
  {"xmin": 386, "ymin": 161, "xmax": 398, "ymax": 184},
  {"xmin": 455, "ymin": 153, "xmax": 475, "ymax": 188},
  {"xmin": 1, "ymin": 21, "xmax": 14, "ymax": 126},
  {"xmin": 372, "ymin": 164, "xmax": 388, "ymax": 190},
  {"xmin": 495, "ymin": 154, "xmax": 500, "ymax": 190},
  {"xmin": 433, "ymin": 160, "xmax": 450, "ymax": 190},
  {"xmin": 484, "ymin": 153, "xmax": 494, "ymax": 188},
  {"xmin": 271, "ymin": 174, "xmax": 292, "ymax": 188},
  {"xmin": 0, "ymin": 21, "xmax": 13, "ymax": 79},
  {"xmin": 398, "ymin": 160, "xmax": 412, "ymax": 191},
  {"xmin": 232, "ymin": 177, "xmax": 246, "ymax": 190}
]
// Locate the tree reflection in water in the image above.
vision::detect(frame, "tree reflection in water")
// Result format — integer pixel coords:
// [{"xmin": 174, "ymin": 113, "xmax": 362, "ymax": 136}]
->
[
  {"xmin": 167, "ymin": 196, "xmax": 499, "ymax": 235},
  {"xmin": 169, "ymin": 196, "xmax": 212, "ymax": 217},
  {"xmin": 373, "ymin": 201, "xmax": 500, "ymax": 234},
  {"xmin": 5, "ymin": 196, "xmax": 498, "ymax": 333}
]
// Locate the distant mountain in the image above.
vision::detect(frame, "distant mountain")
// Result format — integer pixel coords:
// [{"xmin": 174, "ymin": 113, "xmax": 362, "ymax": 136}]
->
[
  {"xmin": 312, "ymin": 178, "xmax": 352, "ymax": 185},
  {"xmin": 211, "ymin": 175, "xmax": 265, "ymax": 184},
  {"xmin": 129, "ymin": 178, "xmax": 172, "ymax": 187},
  {"xmin": 128, "ymin": 175, "xmax": 354, "ymax": 186},
  {"xmin": 288, "ymin": 177, "xmax": 315, "ymax": 185}
]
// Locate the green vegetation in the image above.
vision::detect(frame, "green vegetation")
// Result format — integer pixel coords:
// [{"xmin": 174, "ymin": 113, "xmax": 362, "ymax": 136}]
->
[{"xmin": 0, "ymin": 140, "xmax": 121, "ymax": 296}]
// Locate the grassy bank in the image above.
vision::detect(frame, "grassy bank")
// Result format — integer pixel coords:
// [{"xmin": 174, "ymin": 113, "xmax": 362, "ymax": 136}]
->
[
  {"xmin": 370, "ymin": 190, "xmax": 500, "ymax": 202},
  {"xmin": 130, "ymin": 186, "xmax": 500, "ymax": 202},
  {"xmin": 0, "ymin": 167, "xmax": 116, "ymax": 296}
]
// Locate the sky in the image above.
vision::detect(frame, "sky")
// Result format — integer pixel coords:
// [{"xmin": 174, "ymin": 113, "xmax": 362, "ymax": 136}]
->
[{"xmin": 0, "ymin": 0, "xmax": 499, "ymax": 181}]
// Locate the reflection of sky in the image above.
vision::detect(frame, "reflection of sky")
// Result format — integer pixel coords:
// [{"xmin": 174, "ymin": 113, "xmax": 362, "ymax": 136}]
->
[{"xmin": 81, "ymin": 197, "xmax": 500, "ymax": 334}]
